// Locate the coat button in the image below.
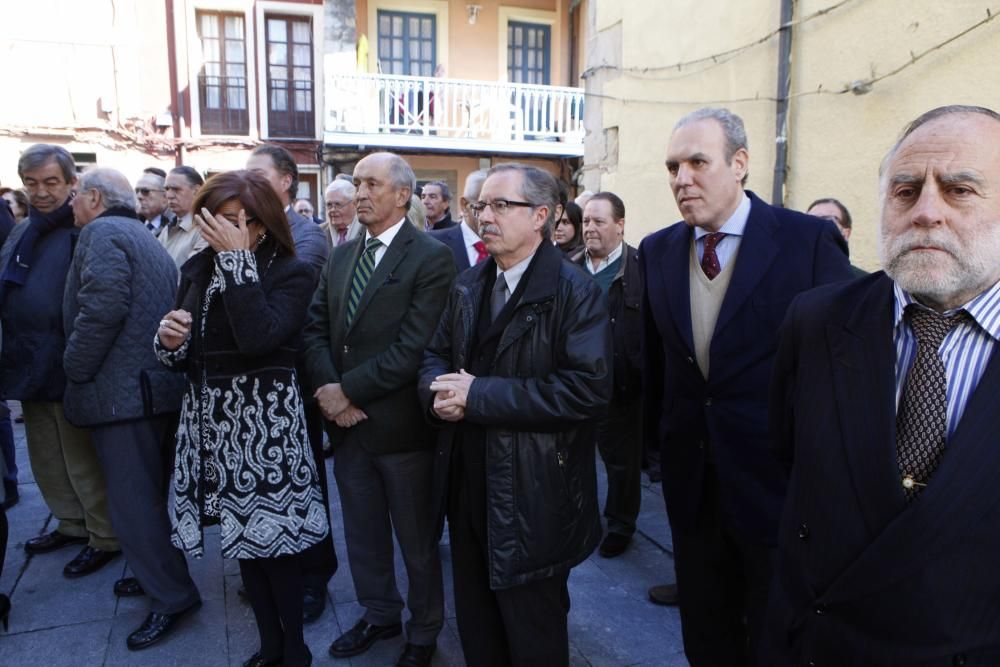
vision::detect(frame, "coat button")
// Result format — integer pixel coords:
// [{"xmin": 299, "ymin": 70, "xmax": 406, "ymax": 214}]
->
[
  {"xmin": 798, "ymin": 523, "xmax": 809, "ymax": 540},
  {"xmin": 954, "ymin": 655, "xmax": 967, "ymax": 666},
  {"xmin": 814, "ymin": 604, "xmax": 827, "ymax": 615},
  {"xmin": 610, "ymin": 317, "xmax": 616, "ymax": 324},
  {"xmin": 343, "ymin": 345, "xmax": 350, "ymax": 353},
  {"xmin": 686, "ymin": 356, "xmax": 695, "ymax": 364},
  {"xmin": 704, "ymin": 397, "xmax": 712, "ymax": 407}
]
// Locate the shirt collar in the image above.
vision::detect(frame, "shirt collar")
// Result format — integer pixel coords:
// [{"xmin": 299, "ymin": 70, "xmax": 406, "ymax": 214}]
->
[
  {"xmin": 178, "ymin": 212, "xmax": 195, "ymax": 231},
  {"xmin": 585, "ymin": 240, "xmax": 624, "ymax": 274},
  {"xmin": 460, "ymin": 220, "xmax": 481, "ymax": 248},
  {"xmin": 893, "ymin": 278, "xmax": 1000, "ymax": 342},
  {"xmin": 693, "ymin": 193, "xmax": 751, "ymax": 241},
  {"xmin": 365, "ymin": 217, "xmax": 407, "ymax": 248},
  {"xmin": 497, "ymin": 252, "xmax": 534, "ymax": 294}
]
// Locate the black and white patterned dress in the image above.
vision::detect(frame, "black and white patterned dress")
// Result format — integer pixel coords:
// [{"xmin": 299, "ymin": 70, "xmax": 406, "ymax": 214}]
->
[{"xmin": 155, "ymin": 246, "xmax": 328, "ymax": 560}]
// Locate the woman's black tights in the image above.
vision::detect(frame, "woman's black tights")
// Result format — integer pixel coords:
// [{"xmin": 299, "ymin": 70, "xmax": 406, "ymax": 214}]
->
[{"xmin": 238, "ymin": 553, "xmax": 310, "ymax": 666}]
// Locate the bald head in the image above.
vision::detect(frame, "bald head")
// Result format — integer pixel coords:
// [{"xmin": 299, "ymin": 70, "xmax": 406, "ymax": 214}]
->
[
  {"xmin": 353, "ymin": 152, "xmax": 416, "ymax": 234},
  {"xmin": 73, "ymin": 168, "xmax": 136, "ymax": 227}
]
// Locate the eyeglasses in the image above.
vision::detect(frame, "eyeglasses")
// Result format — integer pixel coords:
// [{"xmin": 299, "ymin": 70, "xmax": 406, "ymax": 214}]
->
[
  {"xmin": 135, "ymin": 188, "xmax": 164, "ymax": 196},
  {"xmin": 326, "ymin": 201, "xmax": 351, "ymax": 211},
  {"xmin": 470, "ymin": 199, "xmax": 536, "ymax": 219}
]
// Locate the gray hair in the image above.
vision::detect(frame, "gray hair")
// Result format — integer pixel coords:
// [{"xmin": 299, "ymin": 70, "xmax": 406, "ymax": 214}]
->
[
  {"xmin": 366, "ymin": 152, "xmax": 415, "ymax": 212},
  {"xmin": 325, "ymin": 178, "xmax": 356, "ymax": 199},
  {"xmin": 79, "ymin": 168, "xmax": 137, "ymax": 211},
  {"xmin": 463, "ymin": 169, "xmax": 489, "ymax": 201},
  {"xmin": 880, "ymin": 104, "xmax": 1000, "ymax": 182},
  {"xmin": 423, "ymin": 180, "xmax": 451, "ymax": 201},
  {"xmin": 18, "ymin": 144, "xmax": 76, "ymax": 183},
  {"xmin": 674, "ymin": 107, "xmax": 749, "ymax": 185},
  {"xmin": 487, "ymin": 163, "xmax": 560, "ymax": 237}
]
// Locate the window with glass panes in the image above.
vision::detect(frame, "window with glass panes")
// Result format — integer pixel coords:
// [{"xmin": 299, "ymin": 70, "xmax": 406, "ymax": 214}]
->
[
  {"xmin": 377, "ymin": 10, "xmax": 436, "ymax": 76},
  {"xmin": 507, "ymin": 21, "xmax": 551, "ymax": 85},
  {"xmin": 266, "ymin": 15, "xmax": 314, "ymax": 137},
  {"xmin": 197, "ymin": 12, "xmax": 249, "ymax": 135}
]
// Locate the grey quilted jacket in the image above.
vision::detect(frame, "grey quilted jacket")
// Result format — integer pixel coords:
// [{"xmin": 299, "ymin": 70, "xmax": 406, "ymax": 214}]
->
[{"xmin": 63, "ymin": 210, "xmax": 181, "ymax": 426}]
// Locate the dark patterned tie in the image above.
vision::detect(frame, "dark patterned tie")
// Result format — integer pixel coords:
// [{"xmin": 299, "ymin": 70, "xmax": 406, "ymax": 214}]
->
[
  {"xmin": 491, "ymin": 273, "xmax": 508, "ymax": 321},
  {"xmin": 701, "ymin": 232, "xmax": 726, "ymax": 280},
  {"xmin": 473, "ymin": 240, "xmax": 489, "ymax": 264},
  {"xmin": 346, "ymin": 238, "xmax": 382, "ymax": 326},
  {"xmin": 896, "ymin": 305, "xmax": 968, "ymax": 500}
]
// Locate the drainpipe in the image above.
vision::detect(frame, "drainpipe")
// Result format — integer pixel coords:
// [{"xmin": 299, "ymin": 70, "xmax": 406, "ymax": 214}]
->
[
  {"xmin": 165, "ymin": 0, "xmax": 183, "ymax": 166},
  {"xmin": 771, "ymin": 0, "xmax": 794, "ymax": 206}
]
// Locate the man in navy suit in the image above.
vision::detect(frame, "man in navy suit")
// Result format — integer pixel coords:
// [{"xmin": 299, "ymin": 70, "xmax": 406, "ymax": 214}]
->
[
  {"xmin": 639, "ymin": 107, "xmax": 851, "ymax": 666},
  {"xmin": 767, "ymin": 105, "xmax": 1000, "ymax": 665},
  {"xmin": 430, "ymin": 170, "xmax": 489, "ymax": 273}
]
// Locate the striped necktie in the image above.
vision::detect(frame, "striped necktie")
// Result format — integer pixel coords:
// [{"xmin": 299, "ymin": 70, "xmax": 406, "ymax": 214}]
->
[{"xmin": 346, "ymin": 238, "xmax": 382, "ymax": 326}]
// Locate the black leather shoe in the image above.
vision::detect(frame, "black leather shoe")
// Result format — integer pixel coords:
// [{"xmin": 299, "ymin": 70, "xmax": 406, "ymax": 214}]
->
[
  {"xmin": 598, "ymin": 532, "xmax": 631, "ymax": 558},
  {"xmin": 328, "ymin": 618, "xmax": 402, "ymax": 657},
  {"xmin": 63, "ymin": 546, "xmax": 121, "ymax": 578},
  {"xmin": 243, "ymin": 651, "xmax": 282, "ymax": 667},
  {"xmin": 397, "ymin": 642, "xmax": 436, "ymax": 667},
  {"xmin": 126, "ymin": 601, "xmax": 201, "ymax": 651},
  {"xmin": 114, "ymin": 577, "xmax": 146, "ymax": 597},
  {"xmin": 24, "ymin": 530, "xmax": 87, "ymax": 555},
  {"xmin": 648, "ymin": 583, "xmax": 680, "ymax": 606},
  {"xmin": 302, "ymin": 584, "xmax": 326, "ymax": 624}
]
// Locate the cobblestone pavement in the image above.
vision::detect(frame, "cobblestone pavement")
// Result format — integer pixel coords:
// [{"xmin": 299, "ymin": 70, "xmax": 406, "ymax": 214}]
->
[{"xmin": 0, "ymin": 405, "xmax": 686, "ymax": 666}]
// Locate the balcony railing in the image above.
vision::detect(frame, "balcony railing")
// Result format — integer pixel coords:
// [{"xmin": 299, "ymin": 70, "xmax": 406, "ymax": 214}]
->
[{"xmin": 324, "ymin": 73, "xmax": 585, "ymax": 156}]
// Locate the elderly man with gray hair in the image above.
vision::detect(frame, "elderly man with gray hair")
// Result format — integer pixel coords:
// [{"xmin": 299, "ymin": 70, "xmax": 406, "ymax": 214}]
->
[
  {"xmin": 65, "ymin": 167, "xmax": 201, "ymax": 650},
  {"xmin": 321, "ymin": 177, "xmax": 362, "ymax": 247},
  {"xmin": 419, "ymin": 163, "xmax": 611, "ymax": 665},
  {"xmin": 0, "ymin": 145, "xmax": 121, "ymax": 578}
]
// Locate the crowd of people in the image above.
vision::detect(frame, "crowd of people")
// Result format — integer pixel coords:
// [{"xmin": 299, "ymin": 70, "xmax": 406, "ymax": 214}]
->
[{"xmin": 0, "ymin": 102, "xmax": 998, "ymax": 667}]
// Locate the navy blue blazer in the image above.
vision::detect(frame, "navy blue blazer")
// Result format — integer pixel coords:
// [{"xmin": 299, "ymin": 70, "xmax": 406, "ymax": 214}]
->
[
  {"xmin": 429, "ymin": 223, "xmax": 471, "ymax": 273},
  {"xmin": 765, "ymin": 273, "xmax": 1000, "ymax": 665},
  {"xmin": 638, "ymin": 191, "xmax": 852, "ymax": 545}
]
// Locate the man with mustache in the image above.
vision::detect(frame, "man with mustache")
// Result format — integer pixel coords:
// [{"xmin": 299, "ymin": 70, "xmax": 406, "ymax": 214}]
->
[
  {"xmin": 640, "ymin": 108, "xmax": 852, "ymax": 665},
  {"xmin": 766, "ymin": 105, "xmax": 1000, "ymax": 664}
]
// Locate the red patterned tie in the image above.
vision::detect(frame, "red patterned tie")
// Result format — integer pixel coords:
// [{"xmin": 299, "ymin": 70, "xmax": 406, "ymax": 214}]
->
[
  {"xmin": 473, "ymin": 240, "xmax": 489, "ymax": 264},
  {"xmin": 701, "ymin": 232, "xmax": 726, "ymax": 280}
]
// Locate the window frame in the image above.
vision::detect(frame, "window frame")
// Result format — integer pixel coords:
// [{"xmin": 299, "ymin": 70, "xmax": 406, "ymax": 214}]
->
[
  {"xmin": 263, "ymin": 13, "xmax": 316, "ymax": 138},
  {"xmin": 195, "ymin": 9, "xmax": 251, "ymax": 136},
  {"xmin": 376, "ymin": 9, "xmax": 437, "ymax": 77}
]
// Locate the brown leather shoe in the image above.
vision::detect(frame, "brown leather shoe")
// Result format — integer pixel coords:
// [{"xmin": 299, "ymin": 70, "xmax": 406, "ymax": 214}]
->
[
  {"xmin": 24, "ymin": 530, "xmax": 88, "ymax": 555},
  {"xmin": 648, "ymin": 583, "xmax": 680, "ymax": 606},
  {"xmin": 63, "ymin": 546, "xmax": 121, "ymax": 578}
]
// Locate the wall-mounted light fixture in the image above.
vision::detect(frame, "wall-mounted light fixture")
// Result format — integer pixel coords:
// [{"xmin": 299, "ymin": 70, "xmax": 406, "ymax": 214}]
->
[{"xmin": 467, "ymin": 4, "xmax": 482, "ymax": 25}]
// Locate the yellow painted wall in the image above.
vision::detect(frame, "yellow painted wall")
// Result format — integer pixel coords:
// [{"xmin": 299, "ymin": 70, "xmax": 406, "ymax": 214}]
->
[{"xmin": 583, "ymin": 0, "xmax": 1000, "ymax": 270}]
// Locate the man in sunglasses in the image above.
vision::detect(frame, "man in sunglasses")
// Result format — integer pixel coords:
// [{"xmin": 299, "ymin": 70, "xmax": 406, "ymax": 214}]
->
[{"xmin": 134, "ymin": 171, "xmax": 174, "ymax": 235}]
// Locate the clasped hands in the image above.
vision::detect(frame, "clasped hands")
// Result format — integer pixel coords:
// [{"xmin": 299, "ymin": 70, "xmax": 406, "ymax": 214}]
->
[
  {"xmin": 428, "ymin": 369, "xmax": 476, "ymax": 422},
  {"xmin": 314, "ymin": 383, "xmax": 368, "ymax": 428}
]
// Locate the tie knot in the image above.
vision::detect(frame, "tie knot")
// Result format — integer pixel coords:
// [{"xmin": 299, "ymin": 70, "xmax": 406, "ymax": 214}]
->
[
  {"xmin": 365, "ymin": 237, "xmax": 382, "ymax": 252},
  {"xmin": 494, "ymin": 272, "xmax": 508, "ymax": 293},
  {"xmin": 906, "ymin": 305, "xmax": 968, "ymax": 349},
  {"xmin": 703, "ymin": 232, "xmax": 726, "ymax": 251},
  {"xmin": 474, "ymin": 241, "xmax": 486, "ymax": 252}
]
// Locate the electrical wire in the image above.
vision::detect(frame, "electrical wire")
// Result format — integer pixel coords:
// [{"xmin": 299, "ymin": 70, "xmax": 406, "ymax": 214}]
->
[{"xmin": 583, "ymin": 7, "xmax": 1000, "ymax": 108}]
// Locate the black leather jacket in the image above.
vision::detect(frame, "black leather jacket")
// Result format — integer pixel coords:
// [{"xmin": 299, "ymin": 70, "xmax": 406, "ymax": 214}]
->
[{"xmin": 419, "ymin": 241, "xmax": 612, "ymax": 589}]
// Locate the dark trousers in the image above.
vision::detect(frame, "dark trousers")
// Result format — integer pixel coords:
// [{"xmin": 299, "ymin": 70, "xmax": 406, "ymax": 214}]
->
[
  {"xmin": 596, "ymin": 396, "xmax": 642, "ymax": 535},
  {"xmin": 0, "ymin": 401, "xmax": 16, "ymax": 497},
  {"xmin": 0, "ymin": 506, "xmax": 7, "ymax": 580},
  {"xmin": 299, "ymin": 402, "xmax": 337, "ymax": 589},
  {"xmin": 91, "ymin": 418, "xmax": 200, "ymax": 614},
  {"xmin": 672, "ymin": 467, "xmax": 774, "ymax": 667},
  {"xmin": 333, "ymin": 440, "xmax": 443, "ymax": 645},
  {"xmin": 239, "ymin": 554, "xmax": 309, "ymax": 666},
  {"xmin": 448, "ymin": 453, "xmax": 571, "ymax": 667}
]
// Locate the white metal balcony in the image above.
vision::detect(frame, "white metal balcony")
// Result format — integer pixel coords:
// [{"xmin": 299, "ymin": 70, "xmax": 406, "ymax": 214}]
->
[{"xmin": 323, "ymin": 72, "xmax": 585, "ymax": 157}]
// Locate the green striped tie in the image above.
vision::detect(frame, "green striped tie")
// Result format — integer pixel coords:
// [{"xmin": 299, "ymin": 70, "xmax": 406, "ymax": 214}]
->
[{"xmin": 346, "ymin": 237, "xmax": 382, "ymax": 326}]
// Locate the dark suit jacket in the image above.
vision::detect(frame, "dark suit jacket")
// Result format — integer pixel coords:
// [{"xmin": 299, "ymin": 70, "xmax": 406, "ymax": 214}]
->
[
  {"xmin": 766, "ymin": 272, "xmax": 1000, "ymax": 665},
  {"xmin": 429, "ymin": 223, "xmax": 471, "ymax": 273},
  {"xmin": 430, "ymin": 210, "xmax": 456, "ymax": 231},
  {"xmin": 638, "ymin": 191, "xmax": 852, "ymax": 545},
  {"xmin": 287, "ymin": 206, "xmax": 329, "ymax": 280},
  {"xmin": 303, "ymin": 220, "xmax": 456, "ymax": 454}
]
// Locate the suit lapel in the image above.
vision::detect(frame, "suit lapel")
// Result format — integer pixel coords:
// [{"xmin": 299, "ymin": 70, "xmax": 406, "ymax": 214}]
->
[
  {"xmin": 346, "ymin": 222, "xmax": 412, "ymax": 334},
  {"xmin": 713, "ymin": 195, "xmax": 779, "ymax": 337},
  {"xmin": 827, "ymin": 275, "xmax": 904, "ymax": 536},
  {"xmin": 660, "ymin": 225, "xmax": 696, "ymax": 356},
  {"xmin": 824, "ymin": 283, "xmax": 1000, "ymax": 603},
  {"xmin": 329, "ymin": 238, "xmax": 364, "ymax": 335}
]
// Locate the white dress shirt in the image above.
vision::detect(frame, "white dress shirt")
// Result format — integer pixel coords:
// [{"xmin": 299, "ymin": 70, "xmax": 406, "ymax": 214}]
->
[
  {"xmin": 365, "ymin": 217, "xmax": 407, "ymax": 269},
  {"xmin": 693, "ymin": 193, "xmax": 751, "ymax": 271},
  {"xmin": 460, "ymin": 221, "xmax": 484, "ymax": 267}
]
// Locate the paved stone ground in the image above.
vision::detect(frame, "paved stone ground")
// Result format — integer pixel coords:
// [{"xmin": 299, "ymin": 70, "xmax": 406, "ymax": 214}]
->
[{"xmin": 0, "ymin": 404, "xmax": 687, "ymax": 666}]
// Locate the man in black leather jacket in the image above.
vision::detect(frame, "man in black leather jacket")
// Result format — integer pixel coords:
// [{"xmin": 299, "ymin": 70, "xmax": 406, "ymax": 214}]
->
[{"xmin": 419, "ymin": 163, "xmax": 612, "ymax": 667}]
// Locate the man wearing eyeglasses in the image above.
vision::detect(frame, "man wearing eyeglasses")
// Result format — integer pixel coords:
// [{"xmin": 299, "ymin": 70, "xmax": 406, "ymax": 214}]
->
[
  {"xmin": 419, "ymin": 163, "xmax": 611, "ymax": 666},
  {"xmin": 134, "ymin": 171, "xmax": 173, "ymax": 234}
]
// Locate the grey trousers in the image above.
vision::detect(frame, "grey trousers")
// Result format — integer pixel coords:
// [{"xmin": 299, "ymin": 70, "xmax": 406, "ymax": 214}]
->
[
  {"xmin": 91, "ymin": 418, "xmax": 200, "ymax": 614},
  {"xmin": 333, "ymin": 441, "xmax": 443, "ymax": 645}
]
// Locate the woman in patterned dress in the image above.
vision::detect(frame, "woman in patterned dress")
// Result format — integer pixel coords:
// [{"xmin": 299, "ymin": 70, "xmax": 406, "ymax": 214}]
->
[{"xmin": 155, "ymin": 170, "xmax": 327, "ymax": 667}]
